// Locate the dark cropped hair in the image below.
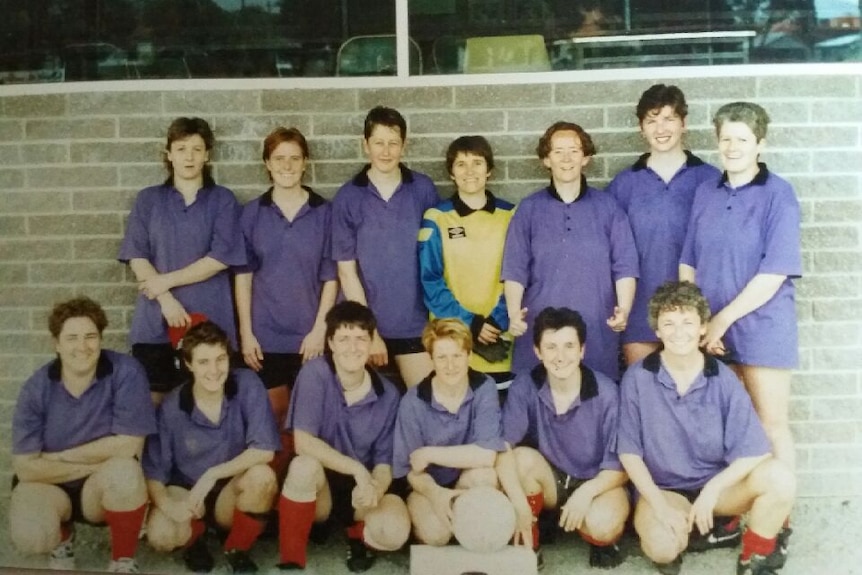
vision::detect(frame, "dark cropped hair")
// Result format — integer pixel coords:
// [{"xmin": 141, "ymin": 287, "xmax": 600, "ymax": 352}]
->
[
  {"xmin": 647, "ymin": 281, "xmax": 712, "ymax": 330},
  {"xmin": 325, "ymin": 301, "xmax": 377, "ymax": 341},
  {"xmin": 363, "ymin": 106, "xmax": 407, "ymax": 140},
  {"xmin": 48, "ymin": 296, "xmax": 108, "ymax": 338},
  {"xmin": 262, "ymin": 126, "xmax": 310, "ymax": 162},
  {"xmin": 713, "ymin": 101, "xmax": 770, "ymax": 142},
  {"xmin": 445, "ymin": 135, "xmax": 495, "ymax": 175},
  {"xmin": 536, "ymin": 121, "xmax": 596, "ymax": 159},
  {"xmin": 179, "ymin": 320, "xmax": 232, "ymax": 364},
  {"xmin": 532, "ymin": 307, "xmax": 587, "ymax": 349},
  {"xmin": 163, "ymin": 117, "xmax": 215, "ymax": 180},
  {"xmin": 636, "ymin": 84, "xmax": 689, "ymax": 122}
]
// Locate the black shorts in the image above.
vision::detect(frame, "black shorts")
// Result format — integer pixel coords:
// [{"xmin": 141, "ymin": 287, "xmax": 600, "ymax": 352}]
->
[
  {"xmin": 323, "ymin": 470, "xmax": 408, "ymax": 527},
  {"xmin": 257, "ymin": 353, "xmax": 303, "ymax": 390},
  {"xmin": 169, "ymin": 477, "xmax": 232, "ymax": 525},
  {"xmin": 382, "ymin": 337, "xmax": 426, "ymax": 356},
  {"xmin": 11, "ymin": 476, "xmax": 101, "ymax": 526},
  {"xmin": 132, "ymin": 343, "xmax": 185, "ymax": 393},
  {"xmin": 548, "ymin": 463, "xmax": 588, "ymax": 508}
]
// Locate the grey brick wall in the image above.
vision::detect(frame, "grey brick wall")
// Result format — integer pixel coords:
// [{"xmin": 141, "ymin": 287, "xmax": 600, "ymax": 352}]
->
[{"xmin": 0, "ymin": 72, "xmax": 860, "ymax": 498}]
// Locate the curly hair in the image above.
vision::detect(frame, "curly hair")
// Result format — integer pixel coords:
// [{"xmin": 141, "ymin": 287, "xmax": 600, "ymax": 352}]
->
[
  {"xmin": 536, "ymin": 121, "xmax": 596, "ymax": 159},
  {"xmin": 647, "ymin": 281, "xmax": 712, "ymax": 330},
  {"xmin": 48, "ymin": 297, "xmax": 108, "ymax": 338}
]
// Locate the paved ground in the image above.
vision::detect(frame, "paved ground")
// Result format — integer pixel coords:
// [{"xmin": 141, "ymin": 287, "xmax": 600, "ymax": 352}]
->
[{"xmin": 1, "ymin": 497, "xmax": 859, "ymax": 574}]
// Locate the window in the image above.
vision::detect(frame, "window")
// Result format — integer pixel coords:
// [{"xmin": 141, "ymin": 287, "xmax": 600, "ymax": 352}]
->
[{"xmin": 0, "ymin": 0, "xmax": 858, "ymax": 83}]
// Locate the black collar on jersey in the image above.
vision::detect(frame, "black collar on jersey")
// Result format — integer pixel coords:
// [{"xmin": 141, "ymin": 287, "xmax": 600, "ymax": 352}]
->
[
  {"xmin": 324, "ymin": 354, "xmax": 385, "ymax": 397},
  {"xmin": 451, "ymin": 190, "xmax": 497, "ymax": 217},
  {"xmin": 259, "ymin": 185, "xmax": 325, "ymax": 208},
  {"xmin": 632, "ymin": 150, "xmax": 705, "ymax": 171},
  {"xmin": 179, "ymin": 372, "xmax": 239, "ymax": 415},
  {"xmin": 163, "ymin": 173, "xmax": 216, "ymax": 190},
  {"xmin": 718, "ymin": 162, "xmax": 770, "ymax": 188},
  {"xmin": 48, "ymin": 351, "xmax": 113, "ymax": 382},
  {"xmin": 416, "ymin": 368, "xmax": 487, "ymax": 404},
  {"xmin": 352, "ymin": 163, "xmax": 415, "ymax": 187},
  {"xmin": 546, "ymin": 176, "xmax": 589, "ymax": 203},
  {"xmin": 529, "ymin": 363, "xmax": 599, "ymax": 401},
  {"xmin": 642, "ymin": 350, "xmax": 720, "ymax": 377}
]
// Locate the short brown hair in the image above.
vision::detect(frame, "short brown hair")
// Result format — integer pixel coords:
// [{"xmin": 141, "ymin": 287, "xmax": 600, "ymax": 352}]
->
[
  {"xmin": 636, "ymin": 84, "xmax": 688, "ymax": 123},
  {"xmin": 179, "ymin": 320, "xmax": 232, "ymax": 364},
  {"xmin": 163, "ymin": 117, "xmax": 215, "ymax": 179},
  {"xmin": 262, "ymin": 126, "xmax": 310, "ymax": 162},
  {"xmin": 713, "ymin": 101, "xmax": 770, "ymax": 142},
  {"xmin": 445, "ymin": 135, "xmax": 495, "ymax": 176},
  {"xmin": 48, "ymin": 297, "xmax": 108, "ymax": 338},
  {"xmin": 536, "ymin": 121, "xmax": 596, "ymax": 159},
  {"xmin": 647, "ymin": 281, "xmax": 711, "ymax": 330},
  {"xmin": 422, "ymin": 318, "xmax": 473, "ymax": 355}
]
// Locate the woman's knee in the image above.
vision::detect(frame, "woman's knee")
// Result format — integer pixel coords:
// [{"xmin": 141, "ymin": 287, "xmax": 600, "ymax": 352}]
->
[
  {"xmin": 94, "ymin": 457, "xmax": 147, "ymax": 497},
  {"xmin": 751, "ymin": 458, "xmax": 796, "ymax": 502},
  {"xmin": 583, "ymin": 496, "xmax": 628, "ymax": 542},
  {"xmin": 364, "ymin": 496, "xmax": 411, "ymax": 551},
  {"xmin": 283, "ymin": 455, "xmax": 324, "ymax": 494}
]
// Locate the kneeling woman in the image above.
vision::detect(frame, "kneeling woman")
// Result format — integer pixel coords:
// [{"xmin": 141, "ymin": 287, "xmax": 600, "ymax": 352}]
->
[
  {"xmin": 143, "ymin": 321, "xmax": 281, "ymax": 574},
  {"xmin": 393, "ymin": 318, "xmax": 506, "ymax": 545},
  {"xmin": 276, "ymin": 301, "xmax": 409, "ymax": 573}
]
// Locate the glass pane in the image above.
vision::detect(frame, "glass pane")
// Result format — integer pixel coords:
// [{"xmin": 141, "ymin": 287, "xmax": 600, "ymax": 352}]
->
[
  {"xmin": 0, "ymin": 0, "xmax": 396, "ymax": 83},
  {"xmin": 409, "ymin": 0, "xmax": 861, "ymax": 74}
]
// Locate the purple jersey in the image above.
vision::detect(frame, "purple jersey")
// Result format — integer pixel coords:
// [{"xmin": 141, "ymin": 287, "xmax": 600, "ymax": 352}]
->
[
  {"xmin": 616, "ymin": 352, "xmax": 772, "ymax": 490},
  {"xmin": 286, "ymin": 356, "xmax": 400, "ymax": 470},
  {"xmin": 118, "ymin": 181, "xmax": 246, "ymax": 347},
  {"xmin": 393, "ymin": 370, "xmax": 505, "ymax": 486},
  {"xmin": 13, "ymin": 351, "xmax": 156, "ymax": 456},
  {"xmin": 502, "ymin": 365, "xmax": 621, "ymax": 480},
  {"xmin": 501, "ymin": 182, "xmax": 639, "ymax": 380},
  {"xmin": 331, "ymin": 164, "xmax": 439, "ymax": 339},
  {"xmin": 237, "ymin": 188, "xmax": 337, "ymax": 353},
  {"xmin": 680, "ymin": 166, "xmax": 802, "ymax": 368},
  {"xmin": 143, "ymin": 369, "xmax": 280, "ymax": 486},
  {"xmin": 606, "ymin": 152, "xmax": 720, "ymax": 343}
]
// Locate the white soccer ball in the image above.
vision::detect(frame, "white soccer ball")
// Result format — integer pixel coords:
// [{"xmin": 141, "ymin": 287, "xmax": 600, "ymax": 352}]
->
[{"xmin": 452, "ymin": 486, "xmax": 516, "ymax": 553}]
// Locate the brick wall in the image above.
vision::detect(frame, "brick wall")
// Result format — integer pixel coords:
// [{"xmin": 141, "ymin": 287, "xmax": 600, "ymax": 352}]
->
[{"xmin": 1, "ymin": 72, "xmax": 860, "ymax": 498}]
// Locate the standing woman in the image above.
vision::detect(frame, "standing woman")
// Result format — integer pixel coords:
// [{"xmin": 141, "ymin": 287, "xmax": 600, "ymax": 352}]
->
[
  {"xmin": 606, "ymin": 84, "xmax": 720, "ymax": 366},
  {"xmin": 502, "ymin": 121, "xmax": 639, "ymax": 381},
  {"xmin": 332, "ymin": 106, "xmax": 439, "ymax": 388},
  {"xmin": 234, "ymin": 127, "xmax": 338, "ymax": 428},
  {"xmin": 118, "ymin": 117, "xmax": 246, "ymax": 404},
  {"xmin": 680, "ymin": 102, "xmax": 802, "ymax": 469}
]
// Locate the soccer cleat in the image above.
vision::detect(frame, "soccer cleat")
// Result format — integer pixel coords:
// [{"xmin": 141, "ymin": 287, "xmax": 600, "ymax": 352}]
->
[
  {"xmin": 225, "ymin": 549, "xmax": 258, "ymax": 573},
  {"xmin": 737, "ymin": 549, "xmax": 785, "ymax": 575},
  {"xmin": 688, "ymin": 516, "xmax": 742, "ymax": 552},
  {"xmin": 589, "ymin": 543, "xmax": 623, "ymax": 569},
  {"xmin": 49, "ymin": 530, "xmax": 76, "ymax": 571},
  {"xmin": 107, "ymin": 557, "xmax": 140, "ymax": 573},
  {"xmin": 653, "ymin": 555, "xmax": 683, "ymax": 575},
  {"xmin": 182, "ymin": 537, "xmax": 214, "ymax": 573},
  {"xmin": 535, "ymin": 546, "xmax": 545, "ymax": 571},
  {"xmin": 774, "ymin": 525, "xmax": 792, "ymax": 568},
  {"xmin": 345, "ymin": 538, "xmax": 375, "ymax": 573}
]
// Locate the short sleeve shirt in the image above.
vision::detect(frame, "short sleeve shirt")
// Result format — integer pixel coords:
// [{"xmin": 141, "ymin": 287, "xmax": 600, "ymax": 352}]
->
[
  {"xmin": 501, "ymin": 181, "xmax": 639, "ymax": 379},
  {"xmin": 143, "ymin": 368, "xmax": 280, "ymax": 486},
  {"xmin": 616, "ymin": 352, "xmax": 771, "ymax": 490},
  {"xmin": 392, "ymin": 370, "xmax": 505, "ymax": 486},
  {"xmin": 237, "ymin": 188, "xmax": 337, "ymax": 353},
  {"xmin": 606, "ymin": 152, "xmax": 720, "ymax": 343},
  {"xmin": 118, "ymin": 181, "xmax": 246, "ymax": 346},
  {"xmin": 13, "ymin": 350, "xmax": 156, "ymax": 456},
  {"xmin": 331, "ymin": 165, "xmax": 439, "ymax": 339},
  {"xmin": 680, "ymin": 165, "xmax": 802, "ymax": 368},
  {"xmin": 286, "ymin": 356, "xmax": 400, "ymax": 470},
  {"xmin": 502, "ymin": 364, "xmax": 621, "ymax": 480}
]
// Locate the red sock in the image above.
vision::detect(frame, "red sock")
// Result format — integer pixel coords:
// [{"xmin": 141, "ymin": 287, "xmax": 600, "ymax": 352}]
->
[
  {"xmin": 347, "ymin": 521, "xmax": 365, "ymax": 541},
  {"xmin": 184, "ymin": 519, "xmax": 206, "ymax": 548},
  {"xmin": 278, "ymin": 496, "xmax": 316, "ymax": 567},
  {"xmin": 526, "ymin": 492, "xmax": 543, "ymax": 550},
  {"xmin": 224, "ymin": 509, "xmax": 266, "ymax": 552},
  {"xmin": 741, "ymin": 528, "xmax": 776, "ymax": 561},
  {"xmin": 104, "ymin": 503, "xmax": 147, "ymax": 561},
  {"xmin": 59, "ymin": 522, "xmax": 73, "ymax": 543},
  {"xmin": 579, "ymin": 530, "xmax": 618, "ymax": 547}
]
